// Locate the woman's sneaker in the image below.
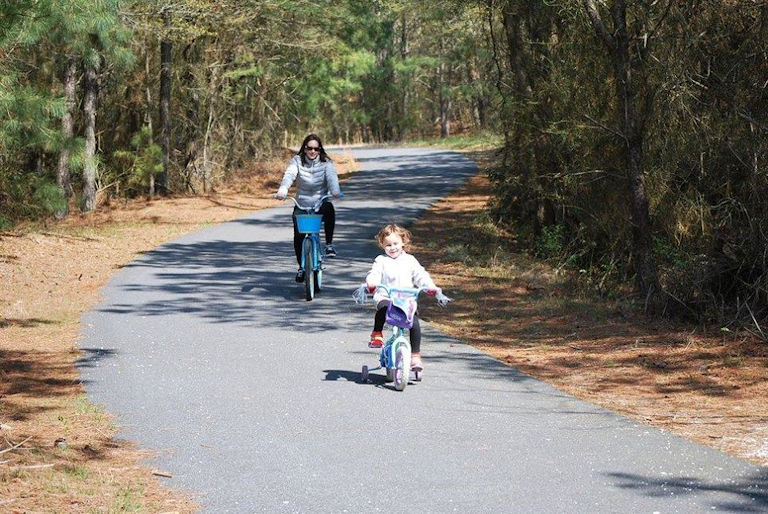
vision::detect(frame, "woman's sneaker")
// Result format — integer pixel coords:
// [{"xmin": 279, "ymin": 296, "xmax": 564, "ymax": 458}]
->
[
  {"xmin": 368, "ymin": 331, "xmax": 384, "ymax": 348},
  {"xmin": 410, "ymin": 355, "xmax": 423, "ymax": 371},
  {"xmin": 295, "ymin": 268, "xmax": 305, "ymax": 282},
  {"xmin": 325, "ymin": 244, "xmax": 337, "ymax": 257}
]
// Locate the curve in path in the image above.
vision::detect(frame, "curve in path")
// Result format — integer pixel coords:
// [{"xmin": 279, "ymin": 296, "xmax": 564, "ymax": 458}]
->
[{"xmin": 79, "ymin": 147, "xmax": 766, "ymax": 512}]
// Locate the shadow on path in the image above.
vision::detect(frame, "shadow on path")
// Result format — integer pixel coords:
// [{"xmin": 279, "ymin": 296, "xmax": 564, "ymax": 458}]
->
[{"xmin": 606, "ymin": 469, "xmax": 768, "ymax": 512}]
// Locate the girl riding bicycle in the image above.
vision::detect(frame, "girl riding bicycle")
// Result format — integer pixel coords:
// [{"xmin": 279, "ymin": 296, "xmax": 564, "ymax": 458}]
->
[
  {"xmin": 364, "ymin": 224, "xmax": 442, "ymax": 371},
  {"xmin": 276, "ymin": 134, "xmax": 341, "ymax": 282}
]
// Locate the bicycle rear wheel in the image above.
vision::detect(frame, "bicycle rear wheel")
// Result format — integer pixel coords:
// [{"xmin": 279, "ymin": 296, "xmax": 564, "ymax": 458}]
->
[{"xmin": 302, "ymin": 238, "xmax": 315, "ymax": 301}]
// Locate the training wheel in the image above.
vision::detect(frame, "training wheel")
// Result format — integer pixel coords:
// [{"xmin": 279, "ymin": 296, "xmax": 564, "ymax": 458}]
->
[
  {"xmin": 361, "ymin": 365, "xmax": 369, "ymax": 382},
  {"xmin": 413, "ymin": 369, "xmax": 422, "ymax": 382}
]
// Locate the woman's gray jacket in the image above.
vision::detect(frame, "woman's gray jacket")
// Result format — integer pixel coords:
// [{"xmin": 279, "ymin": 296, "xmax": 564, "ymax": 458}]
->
[{"xmin": 277, "ymin": 155, "xmax": 340, "ymax": 208}]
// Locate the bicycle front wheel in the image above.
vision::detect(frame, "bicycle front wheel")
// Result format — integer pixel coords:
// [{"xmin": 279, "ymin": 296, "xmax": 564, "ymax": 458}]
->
[
  {"xmin": 302, "ymin": 238, "xmax": 315, "ymax": 301},
  {"xmin": 394, "ymin": 342, "xmax": 410, "ymax": 392}
]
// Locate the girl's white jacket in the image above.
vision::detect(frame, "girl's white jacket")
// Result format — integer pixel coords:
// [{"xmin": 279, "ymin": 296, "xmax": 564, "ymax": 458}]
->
[{"xmin": 365, "ymin": 252, "xmax": 437, "ymax": 305}]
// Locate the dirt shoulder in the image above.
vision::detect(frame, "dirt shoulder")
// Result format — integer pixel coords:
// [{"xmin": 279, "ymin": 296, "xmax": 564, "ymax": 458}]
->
[
  {"xmin": 0, "ymin": 152, "xmax": 355, "ymax": 511},
  {"xmin": 411, "ymin": 150, "xmax": 768, "ymax": 468},
  {"xmin": 0, "ymin": 147, "xmax": 765, "ymax": 510}
]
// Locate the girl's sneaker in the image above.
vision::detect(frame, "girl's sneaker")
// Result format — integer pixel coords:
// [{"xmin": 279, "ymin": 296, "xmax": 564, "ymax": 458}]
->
[
  {"xmin": 410, "ymin": 355, "xmax": 423, "ymax": 371},
  {"xmin": 368, "ymin": 331, "xmax": 384, "ymax": 348}
]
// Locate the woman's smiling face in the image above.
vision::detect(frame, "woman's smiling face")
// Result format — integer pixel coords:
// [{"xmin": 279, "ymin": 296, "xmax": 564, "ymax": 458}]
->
[{"xmin": 382, "ymin": 233, "xmax": 404, "ymax": 259}]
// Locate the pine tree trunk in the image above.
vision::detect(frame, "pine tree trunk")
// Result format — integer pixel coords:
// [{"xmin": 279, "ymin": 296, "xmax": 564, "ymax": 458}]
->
[
  {"xmin": 584, "ymin": 0, "xmax": 661, "ymax": 307},
  {"xmin": 83, "ymin": 62, "xmax": 98, "ymax": 212},
  {"xmin": 502, "ymin": 4, "xmax": 529, "ymax": 96},
  {"xmin": 56, "ymin": 55, "xmax": 76, "ymax": 219},
  {"xmin": 158, "ymin": 10, "xmax": 172, "ymax": 194},
  {"xmin": 438, "ymin": 62, "xmax": 450, "ymax": 138},
  {"xmin": 145, "ymin": 48, "xmax": 156, "ymax": 198},
  {"xmin": 469, "ymin": 58, "xmax": 485, "ymax": 129},
  {"xmin": 399, "ymin": 12, "xmax": 409, "ymax": 140},
  {"xmin": 181, "ymin": 42, "xmax": 200, "ymax": 194}
]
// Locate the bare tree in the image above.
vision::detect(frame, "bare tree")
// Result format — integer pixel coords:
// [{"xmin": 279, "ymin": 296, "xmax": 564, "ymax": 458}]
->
[
  {"xmin": 583, "ymin": 0, "xmax": 661, "ymax": 307},
  {"xmin": 56, "ymin": 55, "xmax": 76, "ymax": 219},
  {"xmin": 158, "ymin": 7, "xmax": 172, "ymax": 194},
  {"xmin": 83, "ymin": 60, "xmax": 98, "ymax": 212}
]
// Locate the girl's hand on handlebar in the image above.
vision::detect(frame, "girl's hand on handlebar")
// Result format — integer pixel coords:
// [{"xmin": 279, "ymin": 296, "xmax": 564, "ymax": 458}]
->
[
  {"xmin": 352, "ymin": 284, "xmax": 370, "ymax": 305},
  {"xmin": 433, "ymin": 289, "xmax": 452, "ymax": 307}
]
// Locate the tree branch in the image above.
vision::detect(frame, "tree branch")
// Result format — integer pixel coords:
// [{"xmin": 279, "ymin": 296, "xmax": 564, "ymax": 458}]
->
[
  {"xmin": 648, "ymin": 0, "xmax": 676, "ymax": 41},
  {"xmin": 583, "ymin": 0, "xmax": 615, "ymax": 49},
  {"xmin": 583, "ymin": 114, "xmax": 626, "ymax": 141},
  {"xmin": 0, "ymin": 436, "xmax": 32, "ymax": 455}
]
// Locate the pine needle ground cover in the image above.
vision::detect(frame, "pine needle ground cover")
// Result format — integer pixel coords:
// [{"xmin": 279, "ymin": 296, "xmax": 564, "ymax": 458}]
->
[{"xmin": 413, "ymin": 150, "xmax": 768, "ymax": 468}]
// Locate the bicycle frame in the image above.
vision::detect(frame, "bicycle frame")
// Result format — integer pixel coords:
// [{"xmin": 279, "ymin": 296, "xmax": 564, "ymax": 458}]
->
[
  {"xmin": 284, "ymin": 194, "xmax": 334, "ymax": 301},
  {"xmin": 355, "ymin": 280, "xmax": 451, "ymax": 390},
  {"xmin": 299, "ymin": 230, "xmax": 321, "ymax": 278},
  {"xmin": 367, "ymin": 285, "xmax": 425, "ymax": 391}
]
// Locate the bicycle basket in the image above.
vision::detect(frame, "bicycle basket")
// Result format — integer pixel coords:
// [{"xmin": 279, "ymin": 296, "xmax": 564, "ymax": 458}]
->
[
  {"xmin": 385, "ymin": 294, "xmax": 417, "ymax": 328},
  {"xmin": 295, "ymin": 214, "xmax": 322, "ymax": 234}
]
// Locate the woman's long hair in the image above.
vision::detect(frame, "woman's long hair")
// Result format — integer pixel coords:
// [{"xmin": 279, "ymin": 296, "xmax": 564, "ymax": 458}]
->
[{"xmin": 298, "ymin": 134, "xmax": 331, "ymax": 166}]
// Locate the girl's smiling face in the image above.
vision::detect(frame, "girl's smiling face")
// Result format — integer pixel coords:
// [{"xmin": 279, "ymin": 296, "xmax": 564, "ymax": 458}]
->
[{"xmin": 382, "ymin": 233, "xmax": 404, "ymax": 259}]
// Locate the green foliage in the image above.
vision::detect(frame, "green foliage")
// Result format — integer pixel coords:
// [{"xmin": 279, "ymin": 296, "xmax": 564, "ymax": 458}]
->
[
  {"xmin": 409, "ymin": 132, "xmax": 502, "ymax": 150},
  {"xmin": 0, "ymin": 0, "xmax": 134, "ymax": 224},
  {"xmin": 223, "ymin": 65, "xmax": 264, "ymax": 80},
  {"xmin": 2, "ymin": 0, "xmax": 767, "ymax": 327},
  {"xmin": 112, "ymin": 486, "xmax": 143, "ymax": 511},
  {"xmin": 112, "ymin": 126, "xmax": 163, "ymax": 195},
  {"xmin": 535, "ymin": 225, "xmax": 564, "ymax": 259},
  {"xmin": 483, "ymin": 1, "xmax": 768, "ymax": 324},
  {"xmin": 0, "ymin": 73, "xmax": 64, "ymax": 153},
  {"xmin": 0, "ymin": 171, "xmax": 65, "ymax": 221},
  {"xmin": 32, "ymin": 180, "xmax": 67, "ymax": 215}
]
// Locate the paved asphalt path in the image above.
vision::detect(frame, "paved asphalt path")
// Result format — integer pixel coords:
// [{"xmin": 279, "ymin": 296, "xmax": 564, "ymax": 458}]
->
[{"xmin": 79, "ymin": 147, "xmax": 766, "ymax": 512}]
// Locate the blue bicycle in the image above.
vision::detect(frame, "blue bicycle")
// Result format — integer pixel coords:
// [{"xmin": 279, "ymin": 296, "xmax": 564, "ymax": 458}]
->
[{"xmin": 283, "ymin": 194, "xmax": 336, "ymax": 301}]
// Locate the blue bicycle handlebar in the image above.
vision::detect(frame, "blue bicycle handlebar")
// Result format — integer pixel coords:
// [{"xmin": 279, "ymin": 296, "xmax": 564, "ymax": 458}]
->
[
  {"xmin": 354, "ymin": 284, "xmax": 449, "ymax": 306},
  {"xmin": 280, "ymin": 192, "xmax": 344, "ymax": 212},
  {"xmin": 373, "ymin": 285, "xmax": 427, "ymax": 296}
]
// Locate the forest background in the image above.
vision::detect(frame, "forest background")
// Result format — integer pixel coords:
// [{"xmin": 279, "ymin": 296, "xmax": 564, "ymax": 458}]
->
[
  {"xmin": 1, "ymin": 0, "xmax": 767, "ymax": 509},
  {"xmin": 2, "ymin": 0, "xmax": 768, "ymax": 342}
]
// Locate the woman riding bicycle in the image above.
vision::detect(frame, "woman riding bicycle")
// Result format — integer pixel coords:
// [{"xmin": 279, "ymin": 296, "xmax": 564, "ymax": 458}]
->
[{"xmin": 275, "ymin": 134, "xmax": 342, "ymax": 282}]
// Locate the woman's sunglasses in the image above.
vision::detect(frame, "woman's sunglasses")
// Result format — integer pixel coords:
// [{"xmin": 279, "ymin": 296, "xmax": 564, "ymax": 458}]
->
[{"xmin": 305, "ymin": 146, "xmax": 320, "ymax": 152}]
